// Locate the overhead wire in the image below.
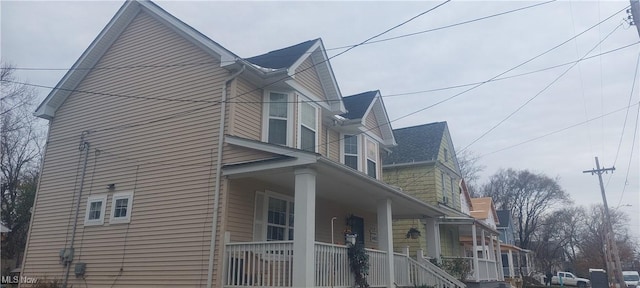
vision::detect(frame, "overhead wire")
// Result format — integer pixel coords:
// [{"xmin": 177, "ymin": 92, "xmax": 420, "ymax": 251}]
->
[
  {"xmin": 2, "ymin": 0, "xmax": 553, "ymax": 72},
  {"xmin": 458, "ymin": 22, "xmax": 624, "ymax": 154}
]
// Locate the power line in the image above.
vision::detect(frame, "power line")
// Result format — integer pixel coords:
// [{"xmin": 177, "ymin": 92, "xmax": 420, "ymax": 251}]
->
[
  {"xmin": 2, "ymin": 1, "xmax": 553, "ymax": 72},
  {"xmin": 380, "ymin": 4, "xmax": 631, "ymax": 130},
  {"xmin": 479, "ymin": 101, "xmax": 640, "ymax": 158},
  {"xmin": 458, "ymin": 22, "xmax": 624, "ymax": 154}
]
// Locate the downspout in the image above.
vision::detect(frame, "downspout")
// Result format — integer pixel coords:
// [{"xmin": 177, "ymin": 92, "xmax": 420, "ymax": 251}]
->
[
  {"xmin": 63, "ymin": 131, "xmax": 90, "ymax": 288},
  {"xmin": 207, "ymin": 64, "xmax": 245, "ymax": 288}
]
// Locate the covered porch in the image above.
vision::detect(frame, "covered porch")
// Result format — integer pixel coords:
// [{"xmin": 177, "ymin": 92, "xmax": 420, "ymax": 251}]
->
[
  {"xmin": 501, "ymin": 244, "xmax": 534, "ymax": 279},
  {"xmin": 221, "ymin": 136, "xmax": 456, "ymax": 288},
  {"xmin": 432, "ymin": 217, "xmax": 504, "ymax": 283}
]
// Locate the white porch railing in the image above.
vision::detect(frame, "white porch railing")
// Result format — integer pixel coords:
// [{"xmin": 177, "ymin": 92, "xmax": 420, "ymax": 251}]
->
[
  {"xmin": 225, "ymin": 241, "xmax": 467, "ymax": 288},
  {"xmin": 442, "ymin": 256, "xmax": 500, "ymax": 282},
  {"xmin": 224, "ymin": 241, "xmax": 294, "ymax": 287}
]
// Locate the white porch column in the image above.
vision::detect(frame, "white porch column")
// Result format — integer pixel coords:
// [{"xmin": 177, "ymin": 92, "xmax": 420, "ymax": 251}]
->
[
  {"xmin": 481, "ymin": 229, "xmax": 486, "ymax": 259},
  {"xmin": 507, "ymin": 250, "xmax": 514, "ymax": 278},
  {"xmin": 489, "ymin": 235, "xmax": 495, "ymax": 260},
  {"xmin": 377, "ymin": 198, "xmax": 395, "ymax": 288},
  {"xmin": 497, "ymin": 237, "xmax": 504, "ymax": 280},
  {"xmin": 293, "ymin": 168, "xmax": 316, "ymax": 287},
  {"xmin": 424, "ymin": 217, "xmax": 441, "ymax": 262},
  {"xmin": 472, "ymin": 224, "xmax": 479, "ymax": 281}
]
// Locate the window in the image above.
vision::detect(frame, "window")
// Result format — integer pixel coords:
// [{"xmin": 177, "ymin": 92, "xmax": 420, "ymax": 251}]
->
[
  {"xmin": 441, "ymin": 172, "xmax": 447, "ymax": 203},
  {"xmin": 444, "ymin": 148, "xmax": 449, "ymax": 162},
  {"xmin": 85, "ymin": 195, "xmax": 107, "ymax": 226},
  {"xmin": 298, "ymin": 102, "xmax": 318, "ymax": 152},
  {"xmin": 365, "ymin": 138, "xmax": 377, "ymax": 179},
  {"xmin": 450, "ymin": 178, "xmax": 456, "ymax": 206},
  {"xmin": 254, "ymin": 191, "xmax": 294, "ymax": 241},
  {"xmin": 265, "ymin": 92, "xmax": 290, "ymax": 146},
  {"xmin": 343, "ymin": 135, "xmax": 359, "ymax": 170},
  {"xmin": 110, "ymin": 192, "xmax": 134, "ymax": 224}
]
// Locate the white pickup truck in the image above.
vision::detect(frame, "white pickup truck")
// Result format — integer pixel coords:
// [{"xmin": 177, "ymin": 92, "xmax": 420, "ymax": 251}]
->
[{"xmin": 552, "ymin": 271, "xmax": 590, "ymax": 288}]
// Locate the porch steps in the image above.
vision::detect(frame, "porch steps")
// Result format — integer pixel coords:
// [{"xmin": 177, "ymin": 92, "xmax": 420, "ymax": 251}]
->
[{"xmin": 412, "ymin": 254, "xmax": 467, "ymax": 288}]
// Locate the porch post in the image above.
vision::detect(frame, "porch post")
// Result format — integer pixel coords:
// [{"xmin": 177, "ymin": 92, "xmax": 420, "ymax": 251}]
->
[
  {"xmin": 481, "ymin": 229, "xmax": 486, "ymax": 259},
  {"xmin": 377, "ymin": 198, "xmax": 395, "ymax": 288},
  {"xmin": 508, "ymin": 249, "xmax": 514, "ymax": 278},
  {"xmin": 497, "ymin": 237, "xmax": 504, "ymax": 280},
  {"xmin": 489, "ymin": 234, "xmax": 495, "ymax": 260},
  {"xmin": 472, "ymin": 224, "xmax": 479, "ymax": 281},
  {"xmin": 293, "ymin": 168, "xmax": 316, "ymax": 287},
  {"xmin": 424, "ymin": 217, "xmax": 441, "ymax": 262}
]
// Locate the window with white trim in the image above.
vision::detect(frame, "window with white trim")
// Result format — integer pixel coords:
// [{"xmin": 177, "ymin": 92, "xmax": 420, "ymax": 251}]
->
[
  {"xmin": 85, "ymin": 195, "xmax": 107, "ymax": 226},
  {"xmin": 254, "ymin": 191, "xmax": 294, "ymax": 241},
  {"xmin": 110, "ymin": 192, "xmax": 134, "ymax": 224},
  {"xmin": 365, "ymin": 138, "xmax": 377, "ymax": 179},
  {"xmin": 343, "ymin": 135, "xmax": 359, "ymax": 170},
  {"xmin": 441, "ymin": 172, "xmax": 447, "ymax": 204},
  {"xmin": 298, "ymin": 101, "xmax": 318, "ymax": 152},
  {"xmin": 264, "ymin": 92, "xmax": 291, "ymax": 146}
]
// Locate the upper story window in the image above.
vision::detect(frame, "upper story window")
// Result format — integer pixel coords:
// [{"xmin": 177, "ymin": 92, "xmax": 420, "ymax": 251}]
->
[
  {"xmin": 444, "ymin": 148, "xmax": 449, "ymax": 162},
  {"xmin": 365, "ymin": 138, "xmax": 378, "ymax": 179},
  {"xmin": 85, "ymin": 194, "xmax": 107, "ymax": 226},
  {"xmin": 343, "ymin": 135, "xmax": 359, "ymax": 170},
  {"xmin": 264, "ymin": 92, "xmax": 292, "ymax": 146},
  {"xmin": 110, "ymin": 192, "xmax": 134, "ymax": 224},
  {"xmin": 298, "ymin": 101, "xmax": 318, "ymax": 152},
  {"xmin": 441, "ymin": 172, "xmax": 447, "ymax": 204}
]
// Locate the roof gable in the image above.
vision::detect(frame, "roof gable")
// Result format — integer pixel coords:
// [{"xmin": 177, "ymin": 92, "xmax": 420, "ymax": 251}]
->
[
  {"xmin": 35, "ymin": 0, "xmax": 239, "ymax": 120},
  {"xmin": 341, "ymin": 91, "xmax": 396, "ymax": 147},
  {"xmin": 496, "ymin": 210, "xmax": 512, "ymax": 228},
  {"xmin": 470, "ymin": 197, "xmax": 499, "ymax": 225}
]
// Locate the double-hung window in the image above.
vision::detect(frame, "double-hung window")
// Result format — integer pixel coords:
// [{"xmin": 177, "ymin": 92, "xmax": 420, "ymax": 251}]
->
[
  {"xmin": 85, "ymin": 195, "xmax": 107, "ymax": 226},
  {"xmin": 265, "ymin": 92, "xmax": 290, "ymax": 146},
  {"xmin": 343, "ymin": 135, "xmax": 359, "ymax": 170},
  {"xmin": 441, "ymin": 172, "xmax": 447, "ymax": 203},
  {"xmin": 365, "ymin": 138, "xmax": 377, "ymax": 179},
  {"xmin": 298, "ymin": 101, "xmax": 318, "ymax": 152},
  {"xmin": 110, "ymin": 192, "xmax": 134, "ymax": 224},
  {"xmin": 254, "ymin": 191, "xmax": 294, "ymax": 241}
]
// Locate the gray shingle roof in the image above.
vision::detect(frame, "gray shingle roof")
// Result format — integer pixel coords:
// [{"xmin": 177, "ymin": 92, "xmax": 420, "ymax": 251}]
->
[
  {"xmin": 341, "ymin": 91, "xmax": 377, "ymax": 120},
  {"xmin": 383, "ymin": 122, "xmax": 447, "ymax": 165},
  {"xmin": 245, "ymin": 39, "xmax": 317, "ymax": 69},
  {"xmin": 496, "ymin": 210, "xmax": 511, "ymax": 228}
]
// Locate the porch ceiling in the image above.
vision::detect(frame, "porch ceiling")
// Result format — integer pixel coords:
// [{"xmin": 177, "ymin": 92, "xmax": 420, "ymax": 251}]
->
[{"xmin": 224, "ymin": 158, "xmax": 446, "ymax": 219}]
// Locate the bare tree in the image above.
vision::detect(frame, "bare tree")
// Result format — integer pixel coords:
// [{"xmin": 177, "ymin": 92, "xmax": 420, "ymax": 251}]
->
[
  {"xmin": 481, "ymin": 168, "xmax": 570, "ymax": 250},
  {"xmin": 456, "ymin": 149, "xmax": 485, "ymax": 197},
  {"xmin": 1, "ymin": 63, "xmax": 43, "ymax": 271},
  {"xmin": 533, "ymin": 207, "xmax": 582, "ymax": 272}
]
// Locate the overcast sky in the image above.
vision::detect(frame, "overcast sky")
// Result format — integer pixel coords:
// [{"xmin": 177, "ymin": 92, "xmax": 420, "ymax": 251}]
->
[{"xmin": 2, "ymin": 1, "xmax": 639, "ymax": 238}]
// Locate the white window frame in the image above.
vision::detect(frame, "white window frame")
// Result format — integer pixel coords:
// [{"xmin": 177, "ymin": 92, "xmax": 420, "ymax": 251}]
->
[
  {"xmin": 297, "ymin": 99, "xmax": 319, "ymax": 152},
  {"xmin": 365, "ymin": 137, "xmax": 378, "ymax": 179},
  {"xmin": 262, "ymin": 91, "xmax": 294, "ymax": 147},
  {"xmin": 84, "ymin": 194, "xmax": 107, "ymax": 226},
  {"xmin": 110, "ymin": 191, "xmax": 134, "ymax": 224},
  {"xmin": 341, "ymin": 134, "xmax": 360, "ymax": 171},
  {"xmin": 261, "ymin": 191, "xmax": 295, "ymax": 241}
]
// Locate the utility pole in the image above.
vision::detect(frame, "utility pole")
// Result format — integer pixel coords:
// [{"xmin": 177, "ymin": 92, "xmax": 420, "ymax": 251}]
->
[
  {"xmin": 631, "ymin": 0, "xmax": 640, "ymax": 37},
  {"xmin": 583, "ymin": 157, "xmax": 626, "ymax": 288}
]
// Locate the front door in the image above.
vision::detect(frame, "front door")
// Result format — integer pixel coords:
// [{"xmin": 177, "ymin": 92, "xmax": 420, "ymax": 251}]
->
[{"xmin": 351, "ymin": 216, "xmax": 365, "ymax": 245}]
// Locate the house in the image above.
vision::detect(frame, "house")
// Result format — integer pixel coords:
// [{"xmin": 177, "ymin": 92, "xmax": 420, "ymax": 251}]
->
[
  {"xmin": 497, "ymin": 210, "xmax": 535, "ymax": 285},
  {"xmin": 21, "ymin": 1, "xmax": 464, "ymax": 288},
  {"xmin": 383, "ymin": 123, "xmax": 503, "ymax": 284}
]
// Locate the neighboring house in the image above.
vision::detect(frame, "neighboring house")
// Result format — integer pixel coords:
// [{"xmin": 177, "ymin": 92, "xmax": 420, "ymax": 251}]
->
[
  {"xmin": 497, "ymin": 210, "xmax": 535, "ymax": 282},
  {"xmin": 383, "ymin": 122, "xmax": 502, "ymax": 284},
  {"xmin": 21, "ymin": 1, "xmax": 464, "ymax": 288}
]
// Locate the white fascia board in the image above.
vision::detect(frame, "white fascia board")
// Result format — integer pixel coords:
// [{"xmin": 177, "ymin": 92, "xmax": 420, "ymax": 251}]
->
[
  {"xmin": 357, "ymin": 126, "xmax": 385, "ymax": 144},
  {"xmin": 315, "ymin": 39, "xmax": 345, "ymax": 114},
  {"xmin": 137, "ymin": 1, "xmax": 237, "ymax": 65},
  {"xmin": 372, "ymin": 94, "xmax": 396, "ymax": 146},
  {"xmin": 34, "ymin": 1, "xmax": 140, "ymax": 119},
  {"xmin": 382, "ymin": 160, "xmax": 437, "ymax": 169},
  {"xmin": 285, "ymin": 80, "xmax": 330, "ymax": 111},
  {"xmin": 288, "ymin": 40, "xmax": 321, "ymax": 75},
  {"xmin": 222, "ymin": 158, "xmax": 316, "ymax": 177}
]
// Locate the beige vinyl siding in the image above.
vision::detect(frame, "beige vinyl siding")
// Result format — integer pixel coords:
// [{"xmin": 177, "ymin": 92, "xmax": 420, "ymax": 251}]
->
[
  {"xmin": 294, "ymin": 57, "xmax": 325, "ymax": 100},
  {"xmin": 23, "ymin": 11, "xmax": 228, "ymax": 287},
  {"xmin": 439, "ymin": 225, "xmax": 461, "ymax": 257},
  {"xmin": 229, "ymin": 77, "xmax": 262, "ymax": 139},
  {"xmin": 326, "ymin": 128, "xmax": 341, "ymax": 162},
  {"xmin": 364, "ymin": 109, "xmax": 383, "ymax": 139}
]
